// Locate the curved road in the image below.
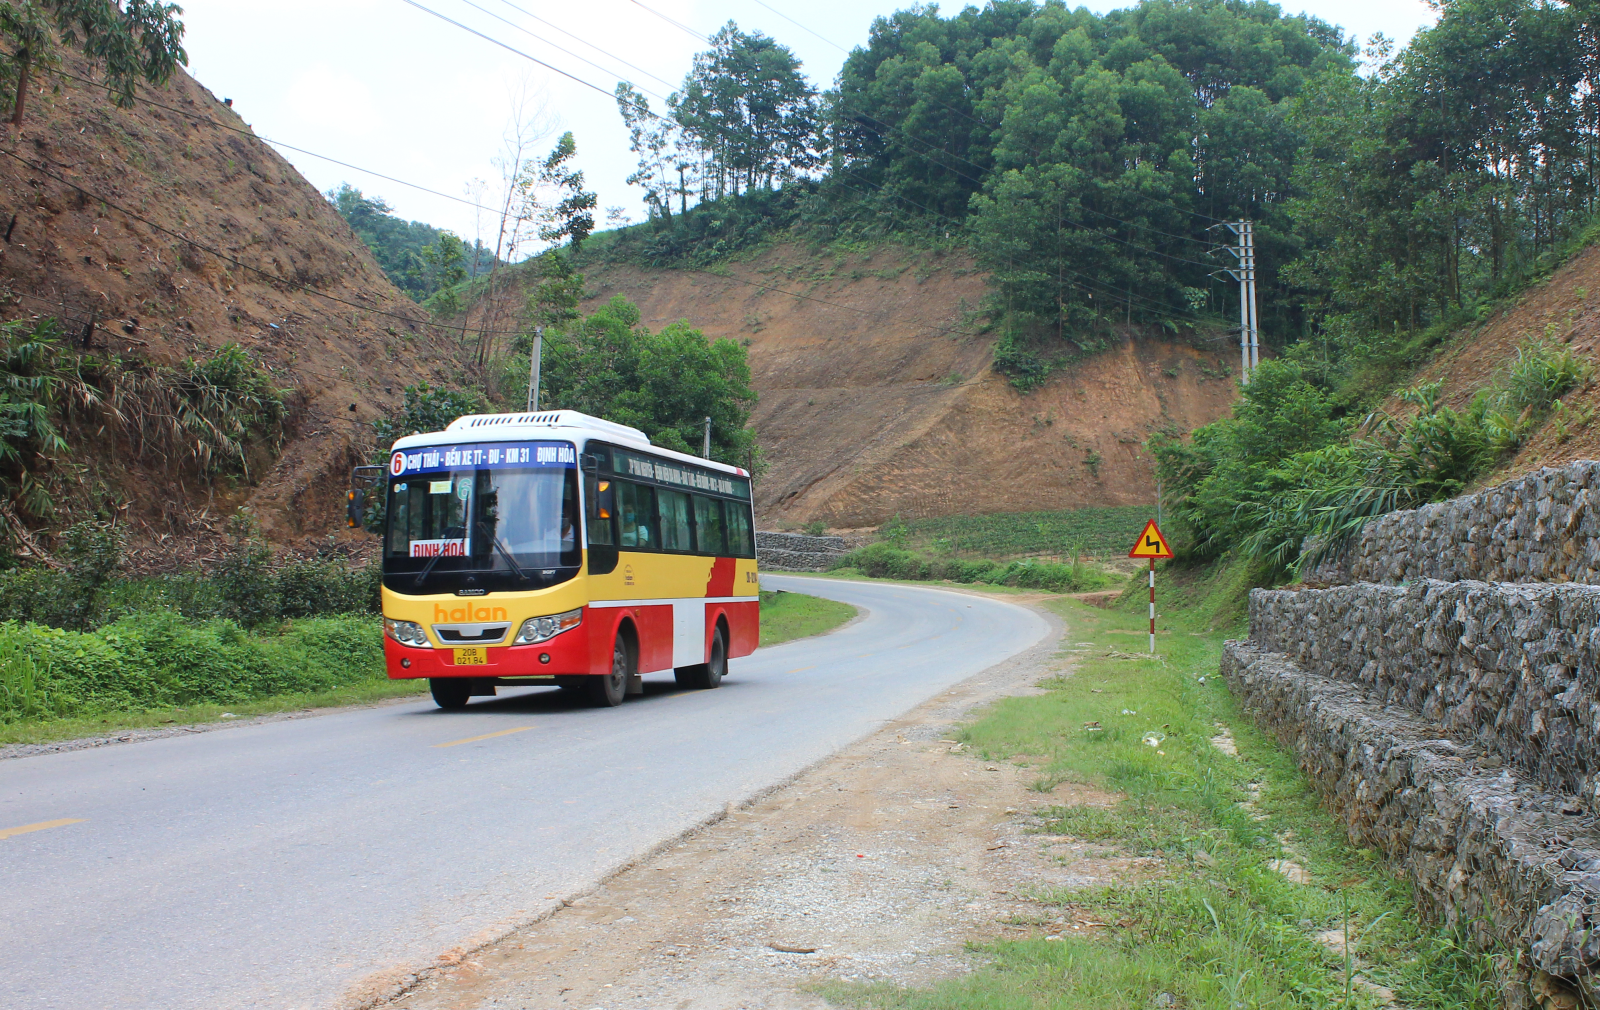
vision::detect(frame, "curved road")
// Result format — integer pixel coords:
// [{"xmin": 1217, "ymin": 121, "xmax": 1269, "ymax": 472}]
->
[{"xmin": 1, "ymin": 575, "xmax": 1050, "ymax": 1009}]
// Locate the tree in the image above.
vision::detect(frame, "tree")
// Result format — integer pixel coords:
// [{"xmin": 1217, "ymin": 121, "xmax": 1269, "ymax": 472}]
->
[
  {"xmin": 538, "ymin": 296, "xmax": 760, "ymax": 466},
  {"xmin": 0, "ymin": 0, "xmax": 188, "ymax": 128},
  {"xmin": 615, "ymin": 82, "xmax": 679, "ymax": 222},
  {"xmin": 536, "ymin": 131, "xmax": 597, "ymax": 250},
  {"xmin": 670, "ymin": 22, "xmax": 823, "ymax": 197}
]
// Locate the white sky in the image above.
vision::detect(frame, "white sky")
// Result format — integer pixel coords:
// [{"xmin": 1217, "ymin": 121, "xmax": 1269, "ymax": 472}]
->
[{"xmin": 180, "ymin": 0, "xmax": 1437, "ymax": 254}]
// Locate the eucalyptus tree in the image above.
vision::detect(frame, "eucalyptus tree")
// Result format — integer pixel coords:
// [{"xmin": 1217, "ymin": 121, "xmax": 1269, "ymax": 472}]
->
[{"xmin": 0, "ymin": 0, "xmax": 187, "ymax": 128}]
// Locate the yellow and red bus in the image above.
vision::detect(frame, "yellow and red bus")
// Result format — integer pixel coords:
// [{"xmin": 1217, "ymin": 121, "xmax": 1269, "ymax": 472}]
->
[{"xmin": 373, "ymin": 410, "xmax": 759, "ymax": 709}]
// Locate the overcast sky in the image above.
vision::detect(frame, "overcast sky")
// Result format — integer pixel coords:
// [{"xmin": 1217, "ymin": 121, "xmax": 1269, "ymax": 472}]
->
[{"xmin": 180, "ymin": 0, "xmax": 1437, "ymax": 255}]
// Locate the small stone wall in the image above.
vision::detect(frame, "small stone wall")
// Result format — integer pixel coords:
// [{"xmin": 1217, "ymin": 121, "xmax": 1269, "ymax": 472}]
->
[
  {"xmin": 1223, "ymin": 643, "xmax": 1600, "ymax": 1000},
  {"xmin": 1318, "ymin": 460, "xmax": 1600, "ymax": 585},
  {"xmin": 755, "ymin": 531, "xmax": 848, "ymax": 572},
  {"xmin": 1249, "ymin": 580, "xmax": 1600, "ymax": 805}
]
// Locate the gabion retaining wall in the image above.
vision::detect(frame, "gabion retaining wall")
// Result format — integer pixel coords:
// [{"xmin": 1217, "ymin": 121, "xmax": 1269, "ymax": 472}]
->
[
  {"xmin": 1248, "ymin": 580, "xmax": 1600, "ymax": 805},
  {"xmin": 1319, "ymin": 461, "xmax": 1600, "ymax": 585},
  {"xmin": 1222, "ymin": 642, "xmax": 1600, "ymax": 1002},
  {"xmin": 755, "ymin": 531, "xmax": 848, "ymax": 572}
]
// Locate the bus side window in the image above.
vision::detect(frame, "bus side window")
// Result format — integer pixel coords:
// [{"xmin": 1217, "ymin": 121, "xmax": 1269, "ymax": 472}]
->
[
  {"xmin": 727, "ymin": 502, "xmax": 754, "ymax": 557},
  {"xmin": 586, "ymin": 475, "xmax": 615, "ymax": 546},
  {"xmin": 658, "ymin": 489, "xmax": 693, "ymax": 551},
  {"xmin": 619, "ymin": 481, "xmax": 655, "ymax": 549},
  {"xmin": 692, "ymin": 495, "xmax": 726, "ymax": 556}
]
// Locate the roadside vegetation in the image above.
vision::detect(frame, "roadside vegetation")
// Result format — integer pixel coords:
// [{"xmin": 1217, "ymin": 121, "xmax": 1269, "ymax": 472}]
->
[
  {"xmin": 831, "ymin": 542, "xmax": 1115, "ymax": 594},
  {"xmin": 1155, "ymin": 338, "xmax": 1595, "ymax": 576},
  {"xmin": 824, "ymin": 563, "xmax": 1497, "ymax": 1010},
  {"xmin": 888, "ymin": 507, "xmax": 1153, "ymax": 562},
  {"xmin": 757, "ymin": 589, "xmax": 855, "ymax": 648}
]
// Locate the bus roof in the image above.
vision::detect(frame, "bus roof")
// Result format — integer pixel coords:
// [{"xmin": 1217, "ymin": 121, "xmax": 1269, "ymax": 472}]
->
[{"xmin": 387, "ymin": 409, "xmax": 750, "ymax": 477}]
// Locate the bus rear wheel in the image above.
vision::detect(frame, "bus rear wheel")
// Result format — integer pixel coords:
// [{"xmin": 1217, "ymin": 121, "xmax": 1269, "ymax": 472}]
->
[
  {"xmin": 430, "ymin": 677, "xmax": 471, "ymax": 710},
  {"xmin": 589, "ymin": 633, "xmax": 631, "ymax": 707},
  {"xmin": 675, "ymin": 625, "xmax": 726, "ymax": 690}
]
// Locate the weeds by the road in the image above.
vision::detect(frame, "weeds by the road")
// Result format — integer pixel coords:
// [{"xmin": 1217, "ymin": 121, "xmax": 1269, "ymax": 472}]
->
[
  {"xmin": 758, "ymin": 589, "xmax": 856, "ymax": 648},
  {"xmin": 821, "ymin": 580, "xmax": 1498, "ymax": 1010}
]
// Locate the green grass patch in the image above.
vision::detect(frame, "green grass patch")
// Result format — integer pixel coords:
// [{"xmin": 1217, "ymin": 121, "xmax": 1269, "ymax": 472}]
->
[
  {"xmin": 759, "ymin": 589, "xmax": 856, "ymax": 647},
  {"xmin": 823, "ymin": 583, "xmax": 1500, "ymax": 1009},
  {"xmin": 831, "ymin": 543, "xmax": 1115, "ymax": 592},
  {"xmin": 896, "ymin": 506, "xmax": 1154, "ymax": 560},
  {"xmin": 0, "ymin": 612, "xmax": 393, "ymax": 728}
]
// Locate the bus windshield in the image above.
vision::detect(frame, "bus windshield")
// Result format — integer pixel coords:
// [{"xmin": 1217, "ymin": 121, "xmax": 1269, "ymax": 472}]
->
[{"xmin": 383, "ymin": 441, "xmax": 580, "ymax": 592}]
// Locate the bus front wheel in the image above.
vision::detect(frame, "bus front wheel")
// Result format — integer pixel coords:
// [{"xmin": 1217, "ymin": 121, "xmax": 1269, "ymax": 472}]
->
[
  {"xmin": 430, "ymin": 677, "xmax": 471, "ymax": 710},
  {"xmin": 675, "ymin": 625, "xmax": 726, "ymax": 690},
  {"xmin": 589, "ymin": 633, "xmax": 631, "ymax": 707}
]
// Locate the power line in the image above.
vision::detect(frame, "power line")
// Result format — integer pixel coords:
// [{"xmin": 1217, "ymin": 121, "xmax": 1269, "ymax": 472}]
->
[
  {"xmin": 455, "ymin": 0, "xmax": 673, "ymax": 96},
  {"xmin": 0, "ymin": 144, "xmax": 520, "ymax": 337},
  {"xmin": 407, "ymin": 0, "xmax": 1221, "ymax": 323},
  {"xmin": 490, "ymin": 0, "xmax": 678, "ymax": 90}
]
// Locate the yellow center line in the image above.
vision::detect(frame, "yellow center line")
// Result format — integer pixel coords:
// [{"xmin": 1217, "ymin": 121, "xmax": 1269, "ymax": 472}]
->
[
  {"xmin": 1, "ymin": 818, "xmax": 86, "ymax": 840},
  {"xmin": 784, "ymin": 666, "xmax": 815, "ymax": 674},
  {"xmin": 433, "ymin": 726, "xmax": 535, "ymax": 749}
]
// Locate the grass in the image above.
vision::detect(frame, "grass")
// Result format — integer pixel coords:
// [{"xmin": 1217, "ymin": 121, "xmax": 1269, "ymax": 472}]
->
[
  {"xmin": 819, "ymin": 558, "xmax": 1501, "ymax": 1010},
  {"xmin": 0, "ymin": 679, "xmax": 426, "ymax": 748},
  {"xmin": 2, "ymin": 590, "xmax": 855, "ymax": 749},
  {"xmin": 759, "ymin": 589, "xmax": 857, "ymax": 647},
  {"xmin": 898, "ymin": 506, "xmax": 1155, "ymax": 560}
]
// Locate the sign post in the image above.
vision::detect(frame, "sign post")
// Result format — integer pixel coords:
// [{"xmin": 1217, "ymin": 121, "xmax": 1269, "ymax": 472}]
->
[{"xmin": 1128, "ymin": 519, "xmax": 1174, "ymax": 653}]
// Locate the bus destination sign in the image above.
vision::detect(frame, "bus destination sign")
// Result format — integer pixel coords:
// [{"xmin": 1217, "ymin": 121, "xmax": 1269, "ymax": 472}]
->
[
  {"xmin": 390, "ymin": 440, "xmax": 576, "ymax": 477},
  {"xmin": 613, "ymin": 449, "xmax": 750, "ymax": 499}
]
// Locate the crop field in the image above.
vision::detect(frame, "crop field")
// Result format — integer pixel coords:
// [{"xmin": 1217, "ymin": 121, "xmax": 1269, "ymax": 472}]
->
[{"xmin": 899, "ymin": 506, "xmax": 1155, "ymax": 560}]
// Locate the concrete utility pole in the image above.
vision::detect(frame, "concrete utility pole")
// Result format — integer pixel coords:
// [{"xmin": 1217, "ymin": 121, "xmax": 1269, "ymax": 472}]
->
[
  {"xmin": 525, "ymin": 326, "xmax": 544, "ymax": 412},
  {"xmin": 702, "ymin": 416, "xmax": 712, "ymax": 458},
  {"xmin": 1216, "ymin": 221, "xmax": 1259, "ymax": 382}
]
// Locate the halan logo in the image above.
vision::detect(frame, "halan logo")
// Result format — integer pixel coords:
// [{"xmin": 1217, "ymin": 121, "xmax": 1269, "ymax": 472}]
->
[{"xmin": 435, "ymin": 603, "xmax": 509, "ymax": 622}]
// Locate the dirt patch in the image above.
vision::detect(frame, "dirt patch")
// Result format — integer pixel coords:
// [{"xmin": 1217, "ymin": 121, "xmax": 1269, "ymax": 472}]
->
[
  {"xmin": 0, "ymin": 54, "xmax": 457, "ymax": 551},
  {"xmin": 1405, "ymin": 242, "xmax": 1600, "ymax": 479},
  {"xmin": 366, "ymin": 607, "xmax": 1153, "ymax": 1010},
  {"xmin": 463, "ymin": 244, "xmax": 1239, "ymax": 529}
]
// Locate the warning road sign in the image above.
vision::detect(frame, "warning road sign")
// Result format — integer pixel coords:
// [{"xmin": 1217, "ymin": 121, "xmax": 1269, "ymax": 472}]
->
[{"xmin": 1128, "ymin": 519, "xmax": 1173, "ymax": 559}]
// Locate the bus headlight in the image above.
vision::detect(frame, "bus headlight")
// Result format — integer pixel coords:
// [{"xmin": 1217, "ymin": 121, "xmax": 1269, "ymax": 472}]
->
[
  {"xmin": 384, "ymin": 618, "xmax": 431, "ymax": 648},
  {"xmin": 514, "ymin": 608, "xmax": 582, "ymax": 645}
]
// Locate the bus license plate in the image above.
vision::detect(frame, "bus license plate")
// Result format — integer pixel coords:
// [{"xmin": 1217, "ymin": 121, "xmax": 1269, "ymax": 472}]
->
[{"xmin": 454, "ymin": 647, "xmax": 488, "ymax": 666}]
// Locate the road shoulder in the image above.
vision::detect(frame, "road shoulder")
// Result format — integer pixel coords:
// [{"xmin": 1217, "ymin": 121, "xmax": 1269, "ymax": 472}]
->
[{"xmin": 377, "ymin": 597, "xmax": 1144, "ymax": 1010}]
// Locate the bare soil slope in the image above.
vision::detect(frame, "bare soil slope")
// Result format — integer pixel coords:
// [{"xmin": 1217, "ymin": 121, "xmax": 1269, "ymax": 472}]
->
[
  {"xmin": 1409, "ymin": 242, "xmax": 1600, "ymax": 478},
  {"xmin": 1, "ymin": 54, "xmax": 458, "ymax": 550},
  {"xmin": 574, "ymin": 244, "xmax": 1239, "ymax": 527}
]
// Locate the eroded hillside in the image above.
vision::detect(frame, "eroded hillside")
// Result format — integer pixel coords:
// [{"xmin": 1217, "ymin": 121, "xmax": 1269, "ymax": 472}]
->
[
  {"xmin": 1408, "ymin": 243, "xmax": 1600, "ymax": 480},
  {"xmin": 0, "ymin": 53, "xmax": 458, "ymax": 552},
  {"xmin": 577, "ymin": 245, "xmax": 1239, "ymax": 527}
]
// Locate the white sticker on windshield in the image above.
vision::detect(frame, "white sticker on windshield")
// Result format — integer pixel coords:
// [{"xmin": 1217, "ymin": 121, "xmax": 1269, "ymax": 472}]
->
[
  {"xmin": 429, "ymin": 480, "xmax": 452, "ymax": 494},
  {"xmin": 410, "ymin": 539, "xmax": 468, "ymax": 558}
]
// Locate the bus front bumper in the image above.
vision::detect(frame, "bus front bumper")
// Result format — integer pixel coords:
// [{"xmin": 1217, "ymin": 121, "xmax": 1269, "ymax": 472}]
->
[{"xmin": 385, "ymin": 631, "xmax": 590, "ymax": 679}]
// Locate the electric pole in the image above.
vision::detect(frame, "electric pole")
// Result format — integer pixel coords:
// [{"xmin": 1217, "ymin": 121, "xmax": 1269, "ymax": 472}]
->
[
  {"xmin": 525, "ymin": 326, "xmax": 544, "ymax": 412},
  {"xmin": 1216, "ymin": 221, "xmax": 1259, "ymax": 382},
  {"xmin": 702, "ymin": 416, "xmax": 712, "ymax": 458}
]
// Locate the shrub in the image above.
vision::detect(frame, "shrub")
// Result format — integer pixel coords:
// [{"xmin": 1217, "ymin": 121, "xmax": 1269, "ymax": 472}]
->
[
  {"xmin": 0, "ymin": 612, "xmax": 385, "ymax": 723},
  {"xmin": 831, "ymin": 543, "xmax": 1112, "ymax": 592}
]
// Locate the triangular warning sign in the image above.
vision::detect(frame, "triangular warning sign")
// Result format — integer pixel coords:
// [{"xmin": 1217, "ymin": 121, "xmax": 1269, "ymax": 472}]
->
[{"xmin": 1128, "ymin": 519, "xmax": 1173, "ymax": 559}]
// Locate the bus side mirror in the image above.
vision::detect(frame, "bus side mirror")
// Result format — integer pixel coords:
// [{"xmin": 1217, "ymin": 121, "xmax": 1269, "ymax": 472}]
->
[
  {"xmin": 347, "ymin": 488, "xmax": 365, "ymax": 528},
  {"xmin": 579, "ymin": 453, "xmax": 600, "ymax": 474}
]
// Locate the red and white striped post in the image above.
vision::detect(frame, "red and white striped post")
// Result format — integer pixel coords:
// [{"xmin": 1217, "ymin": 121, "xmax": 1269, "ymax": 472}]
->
[
  {"xmin": 1128, "ymin": 520, "xmax": 1173, "ymax": 654},
  {"xmin": 1148, "ymin": 558, "xmax": 1156, "ymax": 653}
]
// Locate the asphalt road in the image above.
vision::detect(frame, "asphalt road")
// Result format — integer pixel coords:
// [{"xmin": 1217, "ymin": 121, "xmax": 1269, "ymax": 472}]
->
[{"xmin": 1, "ymin": 575, "xmax": 1051, "ymax": 1010}]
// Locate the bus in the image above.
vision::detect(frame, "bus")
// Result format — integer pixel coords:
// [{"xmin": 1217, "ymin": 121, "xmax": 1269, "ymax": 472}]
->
[{"xmin": 366, "ymin": 409, "xmax": 760, "ymax": 710}]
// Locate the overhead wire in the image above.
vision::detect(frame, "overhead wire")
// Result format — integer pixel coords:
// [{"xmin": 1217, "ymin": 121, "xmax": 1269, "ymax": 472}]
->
[{"xmin": 412, "ymin": 0, "xmax": 1222, "ymax": 322}]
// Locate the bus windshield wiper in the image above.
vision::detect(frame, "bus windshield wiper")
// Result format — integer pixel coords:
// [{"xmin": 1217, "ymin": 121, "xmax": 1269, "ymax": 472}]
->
[
  {"xmin": 479, "ymin": 522, "xmax": 533, "ymax": 583},
  {"xmin": 413, "ymin": 525, "xmax": 465, "ymax": 588}
]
